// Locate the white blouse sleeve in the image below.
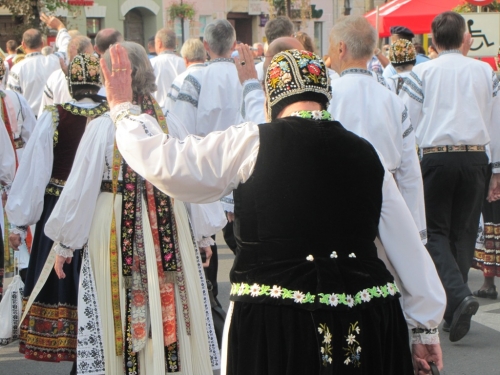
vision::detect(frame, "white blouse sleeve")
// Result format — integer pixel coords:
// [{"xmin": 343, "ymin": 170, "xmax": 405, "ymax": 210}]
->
[
  {"xmin": 378, "ymin": 167, "xmax": 446, "ymax": 333},
  {"xmin": 44, "ymin": 115, "xmax": 113, "ymax": 251},
  {"xmin": 0, "ymin": 118, "xmax": 15, "ymax": 185},
  {"xmin": 241, "ymin": 79, "xmax": 266, "ymax": 124},
  {"xmin": 5, "ymin": 110, "xmax": 55, "ymax": 227},
  {"xmin": 114, "ymin": 104, "xmax": 260, "ymax": 203},
  {"xmin": 7, "ymin": 90, "xmax": 36, "ymax": 145}
]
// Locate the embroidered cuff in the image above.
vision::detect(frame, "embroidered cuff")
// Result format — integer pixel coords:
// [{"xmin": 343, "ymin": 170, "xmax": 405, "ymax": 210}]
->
[
  {"xmin": 1, "ymin": 183, "xmax": 11, "ymax": 195},
  {"xmin": 198, "ymin": 237, "xmax": 215, "ymax": 248},
  {"xmin": 491, "ymin": 161, "xmax": 500, "ymax": 174},
  {"xmin": 53, "ymin": 243, "xmax": 74, "ymax": 258},
  {"xmin": 10, "ymin": 225, "xmax": 27, "ymax": 242},
  {"xmin": 411, "ymin": 327, "xmax": 440, "ymax": 345},
  {"xmin": 221, "ymin": 195, "xmax": 234, "ymax": 213},
  {"xmin": 110, "ymin": 102, "xmax": 141, "ymax": 123}
]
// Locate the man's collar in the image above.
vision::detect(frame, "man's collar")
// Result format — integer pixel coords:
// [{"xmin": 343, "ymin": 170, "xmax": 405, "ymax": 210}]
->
[{"xmin": 340, "ymin": 68, "xmax": 372, "ymax": 77}]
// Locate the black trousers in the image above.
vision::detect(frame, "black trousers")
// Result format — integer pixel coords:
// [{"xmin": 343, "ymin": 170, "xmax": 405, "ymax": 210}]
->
[{"xmin": 421, "ymin": 152, "xmax": 488, "ymax": 322}]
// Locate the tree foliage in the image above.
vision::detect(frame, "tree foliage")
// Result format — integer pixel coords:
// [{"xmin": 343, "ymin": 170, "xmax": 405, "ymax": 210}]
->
[{"xmin": 0, "ymin": 0, "xmax": 70, "ymax": 30}]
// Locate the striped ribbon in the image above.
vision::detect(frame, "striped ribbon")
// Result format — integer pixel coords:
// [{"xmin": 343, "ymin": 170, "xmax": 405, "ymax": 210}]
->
[
  {"xmin": 145, "ymin": 181, "xmax": 177, "ymax": 347},
  {"xmin": 110, "ymin": 141, "xmax": 124, "ymax": 356}
]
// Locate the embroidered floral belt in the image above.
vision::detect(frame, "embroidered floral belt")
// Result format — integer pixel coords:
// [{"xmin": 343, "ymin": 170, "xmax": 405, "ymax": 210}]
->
[
  {"xmin": 100, "ymin": 180, "xmax": 124, "ymax": 193},
  {"xmin": 45, "ymin": 178, "xmax": 66, "ymax": 197},
  {"xmin": 230, "ymin": 281, "xmax": 399, "ymax": 309},
  {"xmin": 13, "ymin": 137, "xmax": 24, "ymax": 149}
]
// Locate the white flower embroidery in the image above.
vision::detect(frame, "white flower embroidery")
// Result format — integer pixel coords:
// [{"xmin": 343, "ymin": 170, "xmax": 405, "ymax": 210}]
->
[
  {"xmin": 320, "ymin": 347, "xmax": 325, "ymax": 353},
  {"xmin": 293, "ymin": 291, "xmax": 306, "ymax": 304},
  {"xmin": 356, "ymin": 346, "xmax": 362, "ymax": 353},
  {"xmin": 330, "ymin": 251, "xmax": 338, "ymax": 259},
  {"xmin": 346, "ymin": 295, "xmax": 354, "ymax": 308},
  {"xmin": 388, "ymin": 283, "xmax": 396, "ymax": 296},
  {"xmin": 348, "ymin": 253, "xmax": 356, "ymax": 258},
  {"xmin": 318, "ymin": 327, "xmax": 324, "ymax": 334},
  {"xmin": 329, "ymin": 294, "xmax": 339, "ymax": 307},
  {"xmin": 306, "ymin": 254, "xmax": 314, "ymax": 261},
  {"xmin": 238, "ymin": 284, "xmax": 245, "ymax": 296},
  {"xmin": 328, "ymin": 357, "xmax": 333, "ymax": 364},
  {"xmin": 323, "ymin": 331, "xmax": 332, "ymax": 344},
  {"xmin": 344, "ymin": 357, "xmax": 351, "ymax": 365},
  {"xmin": 270, "ymin": 285, "xmax": 282, "ymax": 298},
  {"xmin": 250, "ymin": 283, "xmax": 261, "ymax": 297},
  {"xmin": 360, "ymin": 289, "xmax": 371, "ymax": 302},
  {"xmin": 312, "ymin": 110, "xmax": 323, "ymax": 120},
  {"xmin": 355, "ymin": 326, "xmax": 360, "ymax": 334},
  {"xmin": 346, "ymin": 334, "xmax": 356, "ymax": 345}
]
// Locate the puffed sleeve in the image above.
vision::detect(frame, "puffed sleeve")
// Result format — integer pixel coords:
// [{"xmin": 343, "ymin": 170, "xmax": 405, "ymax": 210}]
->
[
  {"xmin": 113, "ymin": 105, "xmax": 260, "ymax": 203},
  {"xmin": 44, "ymin": 115, "xmax": 114, "ymax": 253},
  {"xmin": 5, "ymin": 109, "xmax": 55, "ymax": 227},
  {"xmin": 378, "ymin": 166, "xmax": 446, "ymax": 338}
]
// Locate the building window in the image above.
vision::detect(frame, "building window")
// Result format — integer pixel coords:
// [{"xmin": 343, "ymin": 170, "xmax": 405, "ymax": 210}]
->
[
  {"xmin": 314, "ymin": 22, "xmax": 323, "ymax": 56},
  {"xmin": 199, "ymin": 15, "xmax": 212, "ymax": 38},
  {"xmin": 87, "ymin": 18, "xmax": 102, "ymax": 40}
]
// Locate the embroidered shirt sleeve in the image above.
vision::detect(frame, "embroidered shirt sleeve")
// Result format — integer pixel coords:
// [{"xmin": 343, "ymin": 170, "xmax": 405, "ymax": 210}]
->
[
  {"xmin": 176, "ymin": 74, "xmax": 200, "ymax": 108},
  {"xmin": 411, "ymin": 327, "xmax": 440, "ymax": 345},
  {"xmin": 492, "ymin": 70, "xmax": 499, "ymax": 98},
  {"xmin": 53, "ymin": 242, "xmax": 75, "ymax": 258},
  {"xmin": 241, "ymin": 79, "xmax": 263, "ymax": 119},
  {"xmin": 110, "ymin": 102, "xmax": 141, "ymax": 123},
  {"xmin": 401, "ymin": 71, "xmax": 424, "ymax": 103}
]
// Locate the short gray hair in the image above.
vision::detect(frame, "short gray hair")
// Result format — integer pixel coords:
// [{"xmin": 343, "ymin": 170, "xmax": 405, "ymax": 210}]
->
[
  {"xmin": 204, "ymin": 19, "xmax": 236, "ymax": 56},
  {"xmin": 265, "ymin": 16, "xmax": 294, "ymax": 44},
  {"xmin": 330, "ymin": 16, "xmax": 377, "ymax": 61},
  {"xmin": 180, "ymin": 38, "xmax": 206, "ymax": 63},
  {"xmin": 156, "ymin": 28, "xmax": 176, "ymax": 50},
  {"xmin": 68, "ymin": 36, "xmax": 93, "ymax": 61},
  {"xmin": 102, "ymin": 41, "xmax": 157, "ymax": 97}
]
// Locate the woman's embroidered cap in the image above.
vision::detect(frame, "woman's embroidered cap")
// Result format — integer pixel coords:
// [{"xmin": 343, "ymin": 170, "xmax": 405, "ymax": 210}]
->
[
  {"xmin": 265, "ymin": 49, "xmax": 331, "ymax": 120},
  {"xmin": 389, "ymin": 39, "xmax": 416, "ymax": 67},
  {"xmin": 68, "ymin": 53, "xmax": 101, "ymax": 93}
]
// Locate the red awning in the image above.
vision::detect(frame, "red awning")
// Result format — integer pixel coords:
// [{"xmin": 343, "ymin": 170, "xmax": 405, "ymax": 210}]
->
[{"xmin": 365, "ymin": 0, "xmax": 462, "ymax": 37}]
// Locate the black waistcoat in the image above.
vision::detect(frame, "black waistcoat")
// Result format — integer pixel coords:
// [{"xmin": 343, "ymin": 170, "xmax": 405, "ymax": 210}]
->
[
  {"xmin": 230, "ymin": 117, "xmax": 399, "ymax": 311},
  {"xmin": 51, "ymin": 106, "xmax": 87, "ymax": 181}
]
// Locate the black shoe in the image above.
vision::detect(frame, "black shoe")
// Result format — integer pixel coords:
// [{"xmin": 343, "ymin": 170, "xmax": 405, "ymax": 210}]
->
[
  {"xmin": 472, "ymin": 285, "xmax": 498, "ymax": 299},
  {"xmin": 449, "ymin": 295, "xmax": 479, "ymax": 342},
  {"xmin": 442, "ymin": 321, "xmax": 450, "ymax": 332}
]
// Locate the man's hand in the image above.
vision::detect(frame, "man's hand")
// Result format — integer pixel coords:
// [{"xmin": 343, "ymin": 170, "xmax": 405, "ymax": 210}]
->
[
  {"xmin": 40, "ymin": 13, "xmax": 66, "ymax": 31},
  {"xmin": 234, "ymin": 44, "xmax": 259, "ymax": 84},
  {"xmin": 9, "ymin": 233, "xmax": 21, "ymax": 250},
  {"xmin": 488, "ymin": 173, "xmax": 500, "ymax": 202},
  {"xmin": 101, "ymin": 44, "xmax": 133, "ymax": 109},
  {"xmin": 412, "ymin": 343, "xmax": 443, "ymax": 375},
  {"xmin": 200, "ymin": 246, "xmax": 213, "ymax": 268},
  {"xmin": 226, "ymin": 211, "xmax": 235, "ymax": 223},
  {"xmin": 54, "ymin": 255, "xmax": 72, "ymax": 279}
]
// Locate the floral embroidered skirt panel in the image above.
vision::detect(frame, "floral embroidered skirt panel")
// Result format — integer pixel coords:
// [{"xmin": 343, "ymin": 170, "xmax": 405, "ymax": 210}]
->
[
  {"xmin": 76, "ymin": 193, "xmax": 217, "ymax": 375},
  {"xmin": 473, "ymin": 167, "xmax": 500, "ymax": 278},
  {"xmin": 19, "ymin": 193, "xmax": 81, "ymax": 362},
  {"xmin": 225, "ymin": 300, "xmax": 414, "ymax": 375}
]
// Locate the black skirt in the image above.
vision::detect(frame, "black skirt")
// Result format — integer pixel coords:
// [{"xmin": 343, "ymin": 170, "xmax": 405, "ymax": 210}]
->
[
  {"xmin": 20, "ymin": 193, "xmax": 82, "ymax": 362},
  {"xmin": 226, "ymin": 299, "xmax": 414, "ymax": 375}
]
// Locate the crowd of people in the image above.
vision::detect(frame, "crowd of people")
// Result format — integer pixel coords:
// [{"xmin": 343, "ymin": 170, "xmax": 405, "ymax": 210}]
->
[{"xmin": 0, "ymin": 9, "xmax": 499, "ymax": 375}]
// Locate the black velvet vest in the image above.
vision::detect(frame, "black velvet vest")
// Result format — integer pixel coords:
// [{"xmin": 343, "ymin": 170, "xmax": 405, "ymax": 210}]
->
[
  {"xmin": 51, "ymin": 106, "xmax": 87, "ymax": 181},
  {"xmin": 230, "ymin": 117, "xmax": 399, "ymax": 311}
]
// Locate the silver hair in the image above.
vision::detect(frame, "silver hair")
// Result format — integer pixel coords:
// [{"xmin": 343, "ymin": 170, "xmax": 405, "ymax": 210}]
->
[
  {"xmin": 156, "ymin": 28, "xmax": 177, "ymax": 50},
  {"xmin": 330, "ymin": 16, "xmax": 377, "ymax": 61},
  {"xmin": 180, "ymin": 38, "xmax": 206, "ymax": 62},
  {"xmin": 41, "ymin": 46, "xmax": 53, "ymax": 56},
  {"xmin": 204, "ymin": 19, "xmax": 236, "ymax": 56},
  {"xmin": 102, "ymin": 41, "xmax": 157, "ymax": 97},
  {"xmin": 68, "ymin": 35, "xmax": 92, "ymax": 61}
]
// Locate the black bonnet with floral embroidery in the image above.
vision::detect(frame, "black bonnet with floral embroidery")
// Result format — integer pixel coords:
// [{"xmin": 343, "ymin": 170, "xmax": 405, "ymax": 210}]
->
[
  {"xmin": 68, "ymin": 53, "xmax": 101, "ymax": 94},
  {"xmin": 389, "ymin": 39, "xmax": 416, "ymax": 67},
  {"xmin": 265, "ymin": 49, "xmax": 331, "ymax": 121},
  {"xmin": 0, "ymin": 56, "xmax": 5, "ymax": 81}
]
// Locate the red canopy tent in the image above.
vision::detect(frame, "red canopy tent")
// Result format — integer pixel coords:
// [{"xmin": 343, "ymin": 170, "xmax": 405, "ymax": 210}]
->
[{"xmin": 365, "ymin": 0, "xmax": 463, "ymax": 37}]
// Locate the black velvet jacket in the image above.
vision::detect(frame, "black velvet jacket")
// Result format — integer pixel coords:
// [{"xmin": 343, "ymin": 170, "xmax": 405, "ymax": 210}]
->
[{"xmin": 230, "ymin": 117, "xmax": 399, "ymax": 311}]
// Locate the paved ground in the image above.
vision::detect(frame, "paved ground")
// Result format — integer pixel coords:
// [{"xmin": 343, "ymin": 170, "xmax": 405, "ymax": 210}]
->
[{"xmin": 1, "ymin": 235, "xmax": 500, "ymax": 374}]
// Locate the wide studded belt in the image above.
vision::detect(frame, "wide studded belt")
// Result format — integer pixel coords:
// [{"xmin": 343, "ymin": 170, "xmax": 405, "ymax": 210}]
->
[{"xmin": 421, "ymin": 145, "xmax": 486, "ymax": 155}]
